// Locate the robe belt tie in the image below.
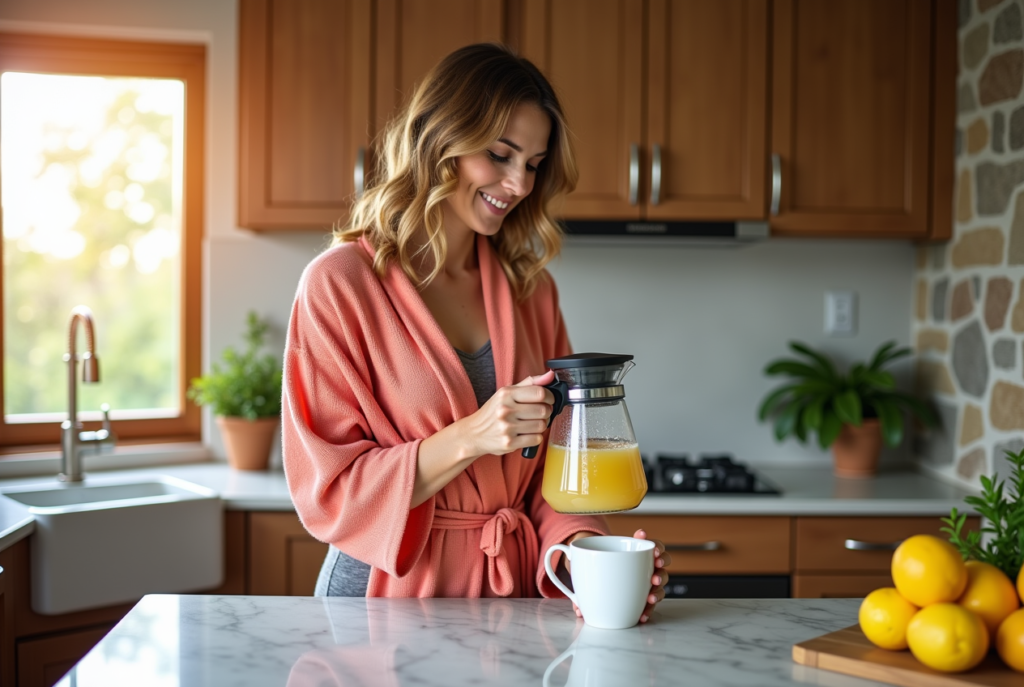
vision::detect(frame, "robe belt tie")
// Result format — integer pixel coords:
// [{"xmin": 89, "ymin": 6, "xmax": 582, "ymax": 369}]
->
[{"xmin": 432, "ymin": 506, "xmax": 539, "ymax": 597}]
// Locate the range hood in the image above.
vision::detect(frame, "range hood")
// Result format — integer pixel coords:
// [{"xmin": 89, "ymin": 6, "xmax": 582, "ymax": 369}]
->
[{"xmin": 561, "ymin": 220, "xmax": 769, "ymax": 244}]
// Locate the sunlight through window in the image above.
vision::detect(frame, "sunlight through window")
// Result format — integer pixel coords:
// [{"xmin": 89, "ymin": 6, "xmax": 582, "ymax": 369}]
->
[{"xmin": 2, "ymin": 72, "xmax": 184, "ymax": 421}]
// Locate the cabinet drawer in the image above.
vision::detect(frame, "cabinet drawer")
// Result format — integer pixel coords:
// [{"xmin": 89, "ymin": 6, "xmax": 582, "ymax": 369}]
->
[
  {"xmin": 794, "ymin": 516, "xmax": 979, "ymax": 573},
  {"xmin": 604, "ymin": 516, "xmax": 791, "ymax": 574}
]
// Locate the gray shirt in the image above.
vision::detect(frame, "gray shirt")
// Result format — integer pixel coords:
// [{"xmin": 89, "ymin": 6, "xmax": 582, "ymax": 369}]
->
[{"xmin": 314, "ymin": 341, "xmax": 497, "ymax": 597}]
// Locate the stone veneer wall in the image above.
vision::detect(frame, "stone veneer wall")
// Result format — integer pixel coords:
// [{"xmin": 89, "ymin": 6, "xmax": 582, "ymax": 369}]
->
[{"xmin": 914, "ymin": 0, "xmax": 1024, "ymax": 487}]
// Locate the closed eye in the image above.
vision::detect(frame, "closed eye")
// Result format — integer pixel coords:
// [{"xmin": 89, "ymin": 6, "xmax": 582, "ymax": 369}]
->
[{"xmin": 488, "ymin": 150, "xmax": 538, "ymax": 173}]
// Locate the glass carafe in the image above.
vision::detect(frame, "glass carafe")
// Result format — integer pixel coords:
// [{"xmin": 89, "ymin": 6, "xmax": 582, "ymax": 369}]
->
[{"xmin": 530, "ymin": 353, "xmax": 647, "ymax": 514}]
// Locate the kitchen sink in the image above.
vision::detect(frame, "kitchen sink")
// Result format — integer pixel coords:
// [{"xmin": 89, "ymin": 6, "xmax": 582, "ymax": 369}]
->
[{"xmin": 2, "ymin": 474, "xmax": 223, "ymax": 615}]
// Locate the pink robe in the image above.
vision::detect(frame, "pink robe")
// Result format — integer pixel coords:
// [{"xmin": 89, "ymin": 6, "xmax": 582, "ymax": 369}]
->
[{"xmin": 282, "ymin": 235, "xmax": 608, "ymax": 598}]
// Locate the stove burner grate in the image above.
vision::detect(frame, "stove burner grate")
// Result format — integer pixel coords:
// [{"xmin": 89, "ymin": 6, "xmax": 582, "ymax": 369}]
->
[{"xmin": 645, "ymin": 453, "xmax": 781, "ymax": 495}]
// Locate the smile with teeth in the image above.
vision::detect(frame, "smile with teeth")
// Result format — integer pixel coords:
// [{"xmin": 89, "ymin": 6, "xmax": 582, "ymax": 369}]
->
[{"xmin": 481, "ymin": 191, "xmax": 510, "ymax": 210}]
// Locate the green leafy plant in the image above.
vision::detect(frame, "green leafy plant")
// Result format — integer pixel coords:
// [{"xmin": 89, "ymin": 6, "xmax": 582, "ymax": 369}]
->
[
  {"xmin": 757, "ymin": 340, "xmax": 938, "ymax": 450},
  {"xmin": 187, "ymin": 311, "xmax": 282, "ymax": 420},
  {"xmin": 942, "ymin": 448, "xmax": 1024, "ymax": 580}
]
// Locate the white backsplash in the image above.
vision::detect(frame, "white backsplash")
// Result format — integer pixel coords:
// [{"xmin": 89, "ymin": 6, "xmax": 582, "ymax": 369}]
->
[{"xmin": 209, "ymin": 234, "xmax": 915, "ymax": 470}]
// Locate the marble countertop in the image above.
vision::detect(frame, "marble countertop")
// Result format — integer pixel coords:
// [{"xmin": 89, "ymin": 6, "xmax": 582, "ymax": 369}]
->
[
  {"xmin": 57, "ymin": 595, "xmax": 879, "ymax": 687},
  {"xmin": 0, "ymin": 461, "xmax": 976, "ymax": 554}
]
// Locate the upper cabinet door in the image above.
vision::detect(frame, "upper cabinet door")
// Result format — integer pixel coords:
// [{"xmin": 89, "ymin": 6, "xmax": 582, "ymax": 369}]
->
[
  {"xmin": 646, "ymin": 0, "xmax": 768, "ymax": 221},
  {"xmin": 375, "ymin": 0, "xmax": 505, "ymax": 123},
  {"xmin": 521, "ymin": 0, "xmax": 644, "ymax": 220},
  {"xmin": 770, "ymin": 0, "xmax": 933, "ymax": 238},
  {"xmin": 238, "ymin": 0, "xmax": 373, "ymax": 230}
]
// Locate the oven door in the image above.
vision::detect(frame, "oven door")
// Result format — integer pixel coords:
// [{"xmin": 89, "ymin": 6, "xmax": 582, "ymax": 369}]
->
[{"xmin": 664, "ymin": 575, "xmax": 790, "ymax": 599}]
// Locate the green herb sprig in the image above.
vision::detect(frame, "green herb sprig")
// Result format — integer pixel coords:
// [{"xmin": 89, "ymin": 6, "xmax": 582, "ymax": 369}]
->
[
  {"xmin": 187, "ymin": 311, "xmax": 282, "ymax": 420},
  {"xmin": 941, "ymin": 447, "xmax": 1024, "ymax": 580}
]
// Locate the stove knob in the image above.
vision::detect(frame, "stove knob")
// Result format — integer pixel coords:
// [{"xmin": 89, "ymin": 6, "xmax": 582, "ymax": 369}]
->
[
  {"xmin": 697, "ymin": 480, "xmax": 709, "ymax": 492},
  {"xmin": 671, "ymin": 471, "xmax": 684, "ymax": 486}
]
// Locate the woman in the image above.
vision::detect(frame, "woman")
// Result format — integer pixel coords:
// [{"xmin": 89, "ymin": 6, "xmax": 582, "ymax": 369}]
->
[{"xmin": 282, "ymin": 43, "xmax": 667, "ymax": 618}]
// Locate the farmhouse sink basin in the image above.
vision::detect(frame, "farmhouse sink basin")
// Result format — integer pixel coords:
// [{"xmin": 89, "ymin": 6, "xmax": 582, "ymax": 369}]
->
[{"xmin": 2, "ymin": 474, "xmax": 222, "ymax": 615}]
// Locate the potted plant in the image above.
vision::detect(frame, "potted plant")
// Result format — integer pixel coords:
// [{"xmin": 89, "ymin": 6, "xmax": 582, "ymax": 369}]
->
[
  {"xmin": 757, "ymin": 341, "xmax": 938, "ymax": 477},
  {"xmin": 188, "ymin": 311, "xmax": 282, "ymax": 470}
]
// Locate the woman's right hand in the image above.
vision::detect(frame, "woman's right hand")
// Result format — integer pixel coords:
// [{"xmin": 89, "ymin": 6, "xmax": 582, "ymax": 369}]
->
[
  {"xmin": 460, "ymin": 369, "xmax": 556, "ymax": 457},
  {"xmin": 412, "ymin": 370, "xmax": 556, "ymax": 507}
]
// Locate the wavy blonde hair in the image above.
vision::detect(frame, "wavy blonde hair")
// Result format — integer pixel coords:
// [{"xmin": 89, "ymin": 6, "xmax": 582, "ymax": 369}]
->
[{"xmin": 334, "ymin": 43, "xmax": 578, "ymax": 300}]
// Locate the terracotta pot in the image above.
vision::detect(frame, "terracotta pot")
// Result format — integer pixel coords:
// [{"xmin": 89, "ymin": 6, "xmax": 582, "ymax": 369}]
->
[
  {"xmin": 831, "ymin": 419, "xmax": 883, "ymax": 478},
  {"xmin": 216, "ymin": 416, "xmax": 279, "ymax": 471}
]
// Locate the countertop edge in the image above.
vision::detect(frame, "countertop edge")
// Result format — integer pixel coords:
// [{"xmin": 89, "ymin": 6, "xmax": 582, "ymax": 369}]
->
[{"xmin": 0, "ymin": 462, "xmax": 980, "ymax": 555}]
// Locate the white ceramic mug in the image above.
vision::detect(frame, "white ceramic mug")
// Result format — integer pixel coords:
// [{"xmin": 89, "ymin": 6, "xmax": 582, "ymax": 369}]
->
[{"xmin": 544, "ymin": 536, "xmax": 655, "ymax": 630}]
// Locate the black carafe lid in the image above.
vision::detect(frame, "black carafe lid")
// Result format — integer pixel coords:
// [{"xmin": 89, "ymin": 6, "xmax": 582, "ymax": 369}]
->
[
  {"xmin": 545, "ymin": 353, "xmax": 634, "ymax": 388},
  {"xmin": 546, "ymin": 352, "xmax": 634, "ymax": 368}
]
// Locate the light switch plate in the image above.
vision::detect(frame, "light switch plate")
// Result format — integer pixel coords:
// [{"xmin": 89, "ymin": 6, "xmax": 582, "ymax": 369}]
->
[{"xmin": 825, "ymin": 291, "xmax": 857, "ymax": 336}]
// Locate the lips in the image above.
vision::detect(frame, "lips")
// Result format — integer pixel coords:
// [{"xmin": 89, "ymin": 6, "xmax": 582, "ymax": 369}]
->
[{"xmin": 479, "ymin": 191, "xmax": 511, "ymax": 215}]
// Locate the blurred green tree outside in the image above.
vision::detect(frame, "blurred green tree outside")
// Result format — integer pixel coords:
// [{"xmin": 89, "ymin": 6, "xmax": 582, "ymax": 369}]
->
[{"xmin": 1, "ymin": 73, "xmax": 183, "ymax": 420}]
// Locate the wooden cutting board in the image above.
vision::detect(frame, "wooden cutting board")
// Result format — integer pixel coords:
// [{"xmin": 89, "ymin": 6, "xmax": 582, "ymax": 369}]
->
[{"xmin": 792, "ymin": 625, "xmax": 1022, "ymax": 686}]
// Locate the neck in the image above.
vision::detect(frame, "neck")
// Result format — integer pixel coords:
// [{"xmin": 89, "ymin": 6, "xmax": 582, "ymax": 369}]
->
[{"xmin": 443, "ymin": 225, "xmax": 478, "ymax": 274}]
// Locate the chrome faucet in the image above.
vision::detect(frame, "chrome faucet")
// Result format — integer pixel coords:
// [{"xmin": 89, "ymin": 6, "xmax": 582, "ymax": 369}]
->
[{"xmin": 60, "ymin": 306, "xmax": 116, "ymax": 482}]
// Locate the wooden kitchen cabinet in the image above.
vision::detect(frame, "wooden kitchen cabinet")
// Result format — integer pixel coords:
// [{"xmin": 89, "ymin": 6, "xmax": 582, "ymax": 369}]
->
[
  {"xmin": 375, "ymin": 0, "xmax": 506, "ymax": 130},
  {"xmin": 238, "ymin": 0, "xmax": 509, "ymax": 230},
  {"xmin": 238, "ymin": 0, "xmax": 374, "ymax": 230},
  {"xmin": 519, "ymin": 0, "xmax": 768, "ymax": 221},
  {"xmin": 604, "ymin": 515, "xmax": 791, "ymax": 574},
  {"xmin": 238, "ymin": 0, "xmax": 955, "ymax": 238},
  {"xmin": 17, "ymin": 625, "xmax": 112, "ymax": 687},
  {"xmin": 791, "ymin": 515, "xmax": 981, "ymax": 599},
  {"xmin": 769, "ymin": 0, "xmax": 954, "ymax": 239},
  {"xmin": 248, "ymin": 512, "xmax": 328, "ymax": 595},
  {"xmin": 0, "ymin": 551, "xmax": 12, "ymax": 687}
]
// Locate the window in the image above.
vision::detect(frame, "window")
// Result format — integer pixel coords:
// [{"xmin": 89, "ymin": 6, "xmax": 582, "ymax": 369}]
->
[{"xmin": 0, "ymin": 33, "xmax": 204, "ymax": 449}]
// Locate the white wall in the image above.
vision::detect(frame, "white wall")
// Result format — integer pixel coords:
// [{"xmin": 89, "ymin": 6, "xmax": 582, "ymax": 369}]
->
[
  {"xmin": 551, "ymin": 238, "xmax": 915, "ymax": 468},
  {"xmin": 0, "ymin": 0, "xmax": 917, "ymax": 470}
]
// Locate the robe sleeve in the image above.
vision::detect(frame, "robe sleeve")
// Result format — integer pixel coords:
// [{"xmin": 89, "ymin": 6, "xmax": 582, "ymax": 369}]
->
[
  {"xmin": 281, "ymin": 263, "xmax": 433, "ymax": 578},
  {"xmin": 527, "ymin": 275, "xmax": 609, "ymax": 598}
]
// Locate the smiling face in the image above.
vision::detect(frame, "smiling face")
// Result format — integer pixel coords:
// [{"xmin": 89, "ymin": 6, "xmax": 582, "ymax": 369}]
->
[{"xmin": 442, "ymin": 103, "xmax": 552, "ymax": 239}]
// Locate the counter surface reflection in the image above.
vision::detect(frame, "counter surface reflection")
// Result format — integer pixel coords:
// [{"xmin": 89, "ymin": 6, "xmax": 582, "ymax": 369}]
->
[{"xmin": 56, "ymin": 595, "xmax": 869, "ymax": 686}]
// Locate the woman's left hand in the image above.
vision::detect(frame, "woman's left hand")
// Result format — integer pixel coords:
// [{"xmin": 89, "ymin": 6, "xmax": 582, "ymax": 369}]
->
[
  {"xmin": 562, "ymin": 529, "xmax": 669, "ymax": 624},
  {"xmin": 632, "ymin": 529, "xmax": 669, "ymax": 623}
]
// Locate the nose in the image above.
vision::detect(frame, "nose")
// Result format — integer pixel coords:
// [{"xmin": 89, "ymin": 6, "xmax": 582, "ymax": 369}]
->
[{"xmin": 502, "ymin": 164, "xmax": 530, "ymax": 198}]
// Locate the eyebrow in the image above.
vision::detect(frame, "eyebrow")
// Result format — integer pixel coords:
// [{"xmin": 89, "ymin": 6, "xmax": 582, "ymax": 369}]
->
[{"xmin": 498, "ymin": 137, "xmax": 547, "ymax": 158}]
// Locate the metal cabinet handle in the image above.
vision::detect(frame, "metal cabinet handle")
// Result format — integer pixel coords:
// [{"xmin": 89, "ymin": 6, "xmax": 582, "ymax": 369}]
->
[
  {"xmin": 651, "ymin": 144, "xmax": 662, "ymax": 206},
  {"xmin": 666, "ymin": 541, "xmax": 721, "ymax": 552},
  {"xmin": 628, "ymin": 144, "xmax": 639, "ymax": 205},
  {"xmin": 770, "ymin": 153, "xmax": 781, "ymax": 215},
  {"xmin": 844, "ymin": 538, "xmax": 903, "ymax": 551},
  {"xmin": 354, "ymin": 147, "xmax": 366, "ymax": 197}
]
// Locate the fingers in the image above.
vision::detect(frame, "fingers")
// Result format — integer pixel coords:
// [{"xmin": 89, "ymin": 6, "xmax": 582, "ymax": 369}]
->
[
  {"xmin": 514, "ymin": 369, "xmax": 555, "ymax": 387},
  {"xmin": 648, "ymin": 584, "xmax": 665, "ymax": 605}
]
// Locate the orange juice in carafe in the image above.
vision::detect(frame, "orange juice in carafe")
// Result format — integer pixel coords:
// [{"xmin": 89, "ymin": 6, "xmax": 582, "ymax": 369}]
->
[{"xmin": 541, "ymin": 438, "xmax": 648, "ymax": 514}]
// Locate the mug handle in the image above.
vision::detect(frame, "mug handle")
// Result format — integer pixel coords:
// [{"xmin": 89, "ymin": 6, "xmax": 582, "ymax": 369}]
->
[
  {"xmin": 542, "ymin": 642, "xmax": 576, "ymax": 687},
  {"xmin": 543, "ymin": 544, "xmax": 577, "ymax": 606}
]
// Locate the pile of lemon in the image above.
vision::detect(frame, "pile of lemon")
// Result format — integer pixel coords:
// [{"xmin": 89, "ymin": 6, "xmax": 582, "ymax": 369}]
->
[{"xmin": 859, "ymin": 534, "xmax": 1024, "ymax": 673}]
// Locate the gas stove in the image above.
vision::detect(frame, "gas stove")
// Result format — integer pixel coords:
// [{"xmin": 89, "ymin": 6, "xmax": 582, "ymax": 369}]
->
[{"xmin": 644, "ymin": 454, "xmax": 782, "ymax": 495}]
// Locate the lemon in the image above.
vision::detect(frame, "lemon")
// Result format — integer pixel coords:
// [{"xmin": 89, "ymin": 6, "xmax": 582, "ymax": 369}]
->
[
  {"xmin": 996, "ymin": 608, "xmax": 1024, "ymax": 672},
  {"xmin": 906, "ymin": 603, "xmax": 989, "ymax": 672},
  {"xmin": 1018, "ymin": 565, "xmax": 1024, "ymax": 604},
  {"xmin": 957, "ymin": 561, "xmax": 1020, "ymax": 635},
  {"xmin": 859, "ymin": 587, "xmax": 919, "ymax": 650},
  {"xmin": 891, "ymin": 534, "xmax": 967, "ymax": 607}
]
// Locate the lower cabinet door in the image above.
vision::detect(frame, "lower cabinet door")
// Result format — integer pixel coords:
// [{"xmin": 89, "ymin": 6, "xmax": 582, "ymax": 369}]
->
[
  {"xmin": 604, "ymin": 515, "xmax": 792, "ymax": 574},
  {"xmin": 17, "ymin": 625, "xmax": 112, "ymax": 687},
  {"xmin": 792, "ymin": 574, "xmax": 894, "ymax": 599},
  {"xmin": 248, "ymin": 512, "xmax": 329, "ymax": 595}
]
